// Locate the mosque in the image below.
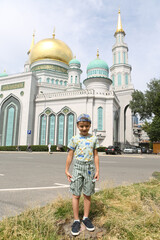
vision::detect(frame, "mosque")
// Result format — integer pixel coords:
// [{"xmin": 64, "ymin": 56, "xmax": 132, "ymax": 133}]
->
[{"xmin": 0, "ymin": 10, "xmax": 138, "ymax": 148}]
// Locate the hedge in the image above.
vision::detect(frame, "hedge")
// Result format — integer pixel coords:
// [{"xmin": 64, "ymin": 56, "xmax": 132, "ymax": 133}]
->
[{"xmin": 0, "ymin": 145, "xmax": 106, "ymax": 152}]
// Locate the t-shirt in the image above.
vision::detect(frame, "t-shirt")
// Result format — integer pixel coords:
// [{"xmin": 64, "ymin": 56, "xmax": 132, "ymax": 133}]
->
[{"xmin": 68, "ymin": 134, "xmax": 99, "ymax": 162}]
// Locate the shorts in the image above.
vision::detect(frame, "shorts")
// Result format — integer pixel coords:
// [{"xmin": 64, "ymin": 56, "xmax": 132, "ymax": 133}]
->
[{"xmin": 70, "ymin": 160, "xmax": 95, "ymax": 196}]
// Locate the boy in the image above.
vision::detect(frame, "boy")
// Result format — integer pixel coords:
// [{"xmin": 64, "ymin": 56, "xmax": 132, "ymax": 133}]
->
[{"xmin": 65, "ymin": 114, "xmax": 99, "ymax": 236}]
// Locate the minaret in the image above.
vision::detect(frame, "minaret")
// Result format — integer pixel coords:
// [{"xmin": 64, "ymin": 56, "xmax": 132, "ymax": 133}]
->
[
  {"xmin": 24, "ymin": 31, "xmax": 35, "ymax": 72},
  {"xmin": 110, "ymin": 10, "xmax": 135, "ymax": 149},
  {"xmin": 67, "ymin": 56, "xmax": 82, "ymax": 91},
  {"xmin": 28, "ymin": 31, "xmax": 35, "ymax": 55},
  {"xmin": 110, "ymin": 10, "xmax": 133, "ymax": 90}
]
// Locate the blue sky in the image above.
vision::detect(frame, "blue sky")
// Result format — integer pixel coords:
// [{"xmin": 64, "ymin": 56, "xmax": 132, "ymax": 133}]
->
[{"xmin": 0, "ymin": 0, "xmax": 160, "ymax": 91}]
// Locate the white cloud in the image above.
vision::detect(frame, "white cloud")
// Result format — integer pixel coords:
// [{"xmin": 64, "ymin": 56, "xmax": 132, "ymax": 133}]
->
[{"xmin": 0, "ymin": 0, "xmax": 160, "ymax": 91}]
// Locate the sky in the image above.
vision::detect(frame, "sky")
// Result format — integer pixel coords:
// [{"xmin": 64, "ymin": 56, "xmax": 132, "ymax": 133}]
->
[{"xmin": 0, "ymin": 0, "xmax": 160, "ymax": 91}]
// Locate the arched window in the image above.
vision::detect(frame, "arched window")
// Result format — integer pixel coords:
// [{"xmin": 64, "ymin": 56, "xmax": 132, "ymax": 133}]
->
[
  {"xmin": 67, "ymin": 113, "xmax": 74, "ymax": 145},
  {"xmin": 112, "ymin": 75, "xmax": 115, "ymax": 86},
  {"xmin": 57, "ymin": 114, "xmax": 65, "ymax": 145},
  {"xmin": 125, "ymin": 74, "xmax": 128, "ymax": 85},
  {"xmin": 118, "ymin": 74, "xmax": 121, "ymax": 86},
  {"xmin": 118, "ymin": 52, "xmax": 121, "ymax": 64},
  {"xmin": 48, "ymin": 114, "xmax": 55, "ymax": 145},
  {"xmin": 64, "ymin": 81, "xmax": 67, "ymax": 86},
  {"xmin": 114, "ymin": 53, "xmax": 116, "ymax": 64},
  {"xmin": 6, "ymin": 106, "xmax": 15, "ymax": 146},
  {"xmin": 47, "ymin": 78, "xmax": 50, "ymax": 83},
  {"xmin": 98, "ymin": 107, "xmax": 103, "ymax": 131},
  {"xmin": 75, "ymin": 76, "xmax": 77, "ymax": 84},
  {"xmin": 60, "ymin": 80, "xmax": 63, "ymax": 85},
  {"xmin": 38, "ymin": 78, "xmax": 42, "ymax": 83},
  {"xmin": 71, "ymin": 76, "xmax": 73, "ymax": 83},
  {"xmin": 40, "ymin": 115, "xmax": 46, "ymax": 145},
  {"xmin": 51, "ymin": 79, "xmax": 54, "ymax": 84},
  {"xmin": 123, "ymin": 52, "xmax": 126, "ymax": 63},
  {"xmin": 0, "ymin": 96, "xmax": 20, "ymax": 146},
  {"xmin": 56, "ymin": 79, "xmax": 58, "ymax": 85}
]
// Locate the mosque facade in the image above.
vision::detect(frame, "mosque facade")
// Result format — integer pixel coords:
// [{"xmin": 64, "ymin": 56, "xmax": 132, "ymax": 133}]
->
[{"xmin": 0, "ymin": 11, "xmax": 138, "ymax": 148}]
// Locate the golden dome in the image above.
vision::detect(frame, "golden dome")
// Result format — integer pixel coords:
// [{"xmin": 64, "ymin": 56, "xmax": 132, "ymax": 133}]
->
[{"xmin": 29, "ymin": 34, "xmax": 73, "ymax": 65}]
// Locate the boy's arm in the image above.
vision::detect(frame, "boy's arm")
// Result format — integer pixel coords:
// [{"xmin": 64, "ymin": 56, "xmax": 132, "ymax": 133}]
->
[
  {"xmin": 94, "ymin": 149, "xmax": 99, "ymax": 180},
  {"xmin": 65, "ymin": 149, "xmax": 74, "ymax": 182}
]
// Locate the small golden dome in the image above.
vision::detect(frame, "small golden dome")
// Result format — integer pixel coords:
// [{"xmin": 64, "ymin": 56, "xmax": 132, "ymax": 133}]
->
[{"xmin": 29, "ymin": 35, "xmax": 73, "ymax": 65}]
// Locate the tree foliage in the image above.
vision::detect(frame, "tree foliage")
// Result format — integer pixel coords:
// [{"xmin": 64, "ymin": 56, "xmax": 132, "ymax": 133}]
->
[{"xmin": 130, "ymin": 78, "xmax": 160, "ymax": 141}]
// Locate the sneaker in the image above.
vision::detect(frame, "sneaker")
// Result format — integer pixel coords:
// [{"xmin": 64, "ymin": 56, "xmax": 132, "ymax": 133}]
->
[
  {"xmin": 82, "ymin": 218, "xmax": 95, "ymax": 231},
  {"xmin": 71, "ymin": 221, "xmax": 81, "ymax": 236}
]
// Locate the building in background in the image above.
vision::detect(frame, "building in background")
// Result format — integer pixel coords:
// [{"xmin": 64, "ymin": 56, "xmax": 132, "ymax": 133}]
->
[{"xmin": 0, "ymin": 10, "xmax": 138, "ymax": 148}]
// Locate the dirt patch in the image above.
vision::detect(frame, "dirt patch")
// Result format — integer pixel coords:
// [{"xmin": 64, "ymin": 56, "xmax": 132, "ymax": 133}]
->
[{"xmin": 61, "ymin": 221, "xmax": 106, "ymax": 239}]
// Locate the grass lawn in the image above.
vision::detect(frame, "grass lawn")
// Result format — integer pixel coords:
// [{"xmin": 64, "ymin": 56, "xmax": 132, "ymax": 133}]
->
[{"xmin": 0, "ymin": 173, "xmax": 160, "ymax": 240}]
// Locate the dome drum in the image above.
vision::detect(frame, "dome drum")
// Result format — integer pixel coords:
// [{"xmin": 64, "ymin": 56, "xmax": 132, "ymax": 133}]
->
[{"xmin": 83, "ymin": 77, "xmax": 112, "ymax": 92}]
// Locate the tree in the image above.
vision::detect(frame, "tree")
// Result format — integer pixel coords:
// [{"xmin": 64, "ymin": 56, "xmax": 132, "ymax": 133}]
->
[{"xmin": 130, "ymin": 78, "xmax": 160, "ymax": 141}]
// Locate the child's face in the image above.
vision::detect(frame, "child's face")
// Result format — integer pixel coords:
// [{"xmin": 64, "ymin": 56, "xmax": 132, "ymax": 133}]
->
[{"xmin": 77, "ymin": 121, "xmax": 91, "ymax": 136}]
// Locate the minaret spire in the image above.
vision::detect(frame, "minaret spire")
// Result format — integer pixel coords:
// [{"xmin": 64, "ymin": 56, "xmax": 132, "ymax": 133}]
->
[
  {"xmin": 52, "ymin": 27, "xmax": 55, "ymax": 39},
  {"xmin": 97, "ymin": 48, "xmax": 99, "ymax": 59},
  {"xmin": 115, "ymin": 9, "xmax": 125, "ymax": 36},
  {"xmin": 28, "ymin": 31, "xmax": 35, "ymax": 55}
]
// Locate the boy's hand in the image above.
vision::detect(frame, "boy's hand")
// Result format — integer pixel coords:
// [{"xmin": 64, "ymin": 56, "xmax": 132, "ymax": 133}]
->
[
  {"xmin": 94, "ymin": 171, "xmax": 99, "ymax": 181},
  {"xmin": 65, "ymin": 170, "xmax": 72, "ymax": 182}
]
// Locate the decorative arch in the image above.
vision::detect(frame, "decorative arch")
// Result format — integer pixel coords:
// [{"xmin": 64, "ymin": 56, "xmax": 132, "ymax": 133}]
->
[{"xmin": 0, "ymin": 95, "xmax": 21, "ymax": 146}]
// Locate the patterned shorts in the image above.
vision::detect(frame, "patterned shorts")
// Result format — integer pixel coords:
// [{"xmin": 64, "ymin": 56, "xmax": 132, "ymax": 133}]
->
[{"xmin": 70, "ymin": 160, "xmax": 95, "ymax": 196}]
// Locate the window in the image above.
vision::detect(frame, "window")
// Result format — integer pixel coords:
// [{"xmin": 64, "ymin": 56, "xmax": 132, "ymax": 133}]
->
[
  {"xmin": 67, "ymin": 113, "xmax": 74, "ymax": 145},
  {"xmin": 60, "ymin": 80, "xmax": 63, "ymax": 85},
  {"xmin": 123, "ymin": 52, "xmax": 126, "ymax": 64},
  {"xmin": 98, "ymin": 107, "xmax": 103, "ymax": 131},
  {"xmin": 118, "ymin": 74, "xmax": 121, "ymax": 86},
  {"xmin": 38, "ymin": 78, "xmax": 42, "ymax": 83},
  {"xmin": 56, "ymin": 79, "xmax": 58, "ymax": 85},
  {"xmin": 71, "ymin": 76, "xmax": 73, "ymax": 83},
  {"xmin": 6, "ymin": 107, "xmax": 15, "ymax": 146},
  {"xmin": 112, "ymin": 75, "xmax": 115, "ymax": 86},
  {"xmin": 47, "ymin": 78, "xmax": 50, "ymax": 83},
  {"xmin": 57, "ymin": 114, "xmax": 65, "ymax": 145},
  {"xmin": 51, "ymin": 79, "xmax": 54, "ymax": 84},
  {"xmin": 48, "ymin": 114, "xmax": 55, "ymax": 145},
  {"xmin": 125, "ymin": 74, "xmax": 128, "ymax": 85},
  {"xmin": 75, "ymin": 76, "xmax": 77, "ymax": 84},
  {"xmin": 118, "ymin": 52, "xmax": 121, "ymax": 64},
  {"xmin": 0, "ymin": 97, "xmax": 20, "ymax": 146},
  {"xmin": 114, "ymin": 53, "xmax": 116, "ymax": 64},
  {"xmin": 64, "ymin": 81, "xmax": 67, "ymax": 86},
  {"xmin": 40, "ymin": 115, "xmax": 46, "ymax": 145}
]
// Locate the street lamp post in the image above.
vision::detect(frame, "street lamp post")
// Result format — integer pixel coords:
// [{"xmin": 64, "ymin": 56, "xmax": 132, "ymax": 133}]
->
[{"xmin": 93, "ymin": 128, "xmax": 97, "ymax": 136}]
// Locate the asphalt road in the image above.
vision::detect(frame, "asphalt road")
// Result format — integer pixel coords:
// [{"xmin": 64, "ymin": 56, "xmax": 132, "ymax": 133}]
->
[{"xmin": 0, "ymin": 152, "xmax": 160, "ymax": 220}]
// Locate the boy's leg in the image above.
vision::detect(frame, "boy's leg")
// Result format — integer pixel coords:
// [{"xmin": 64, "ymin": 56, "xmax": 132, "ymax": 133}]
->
[
  {"xmin": 82, "ymin": 194, "xmax": 95, "ymax": 231},
  {"xmin": 72, "ymin": 194, "xmax": 80, "ymax": 220},
  {"xmin": 71, "ymin": 195, "xmax": 81, "ymax": 236},
  {"xmin": 83, "ymin": 194, "xmax": 91, "ymax": 218}
]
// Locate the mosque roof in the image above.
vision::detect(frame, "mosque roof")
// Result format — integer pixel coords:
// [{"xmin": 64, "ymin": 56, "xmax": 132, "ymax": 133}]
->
[
  {"xmin": 87, "ymin": 50, "xmax": 109, "ymax": 71},
  {"xmin": 0, "ymin": 70, "xmax": 8, "ymax": 77},
  {"xmin": 29, "ymin": 30, "xmax": 73, "ymax": 65},
  {"xmin": 69, "ymin": 58, "xmax": 81, "ymax": 66}
]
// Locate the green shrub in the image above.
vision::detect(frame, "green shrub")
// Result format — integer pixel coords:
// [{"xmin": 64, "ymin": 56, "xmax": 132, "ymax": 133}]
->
[
  {"xmin": 97, "ymin": 146, "xmax": 106, "ymax": 152},
  {"xmin": 0, "ymin": 145, "xmax": 67, "ymax": 152}
]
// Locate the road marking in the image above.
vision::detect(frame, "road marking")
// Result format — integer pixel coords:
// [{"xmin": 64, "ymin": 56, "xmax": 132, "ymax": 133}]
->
[
  {"xmin": 0, "ymin": 182, "xmax": 100, "ymax": 192},
  {"xmin": 0, "ymin": 183, "xmax": 70, "ymax": 192},
  {"xmin": 0, "ymin": 174, "xmax": 4, "ymax": 176},
  {"xmin": 17, "ymin": 157, "xmax": 33, "ymax": 159}
]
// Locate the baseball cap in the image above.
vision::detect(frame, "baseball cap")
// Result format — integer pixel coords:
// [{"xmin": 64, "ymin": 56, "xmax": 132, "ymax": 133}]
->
[{"xmin": 76, "ymin": 114, "xmax": 91, "ymax": 123}]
